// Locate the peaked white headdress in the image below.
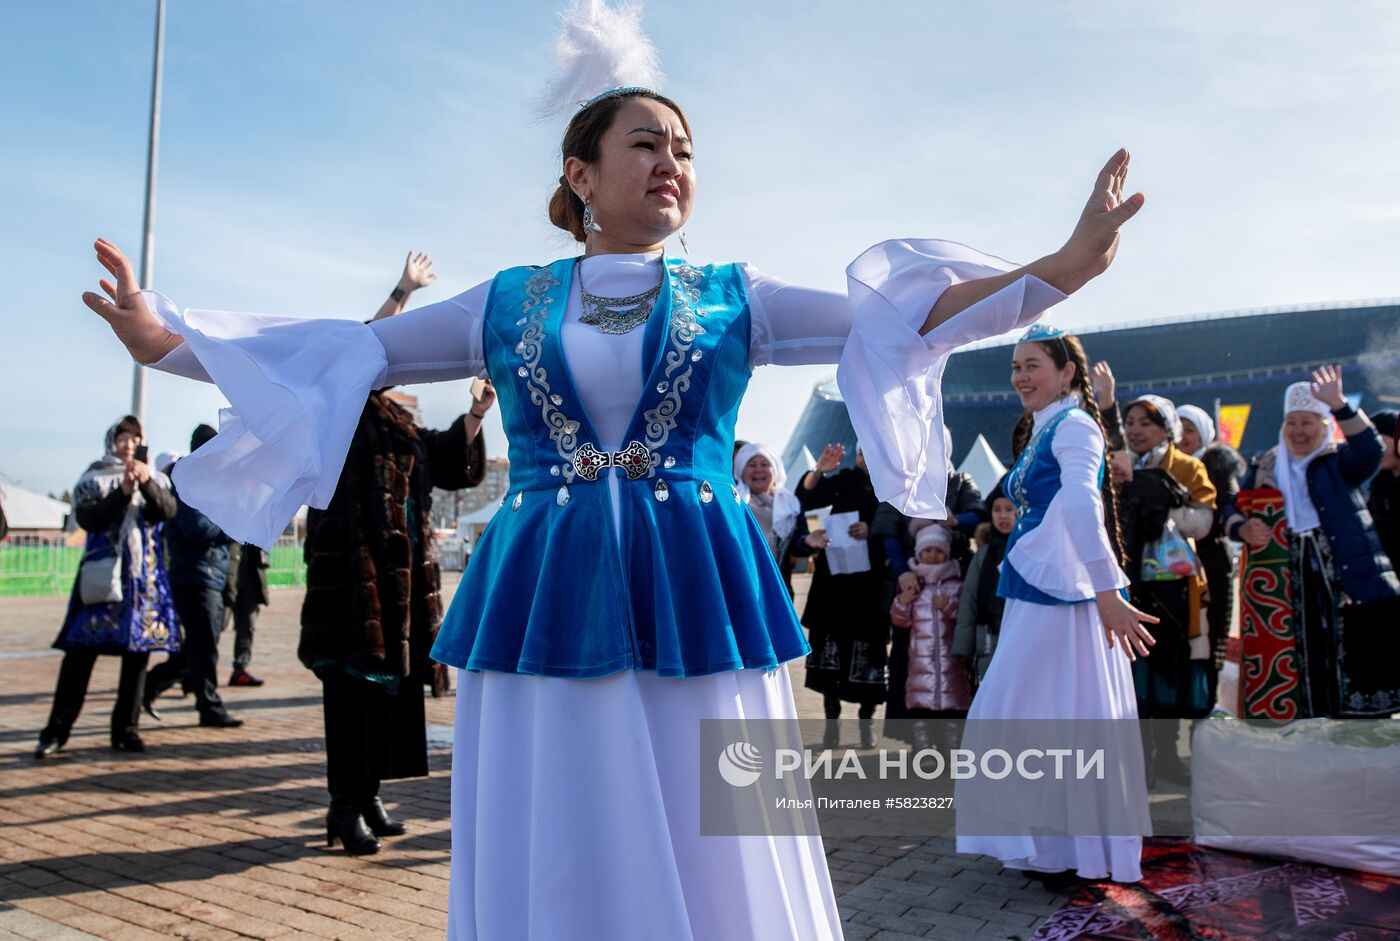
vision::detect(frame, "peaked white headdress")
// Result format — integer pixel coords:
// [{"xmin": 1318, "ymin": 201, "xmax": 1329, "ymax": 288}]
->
[{"xmin": 536, "ymin": 0, "xmax": 665, "ymax": 121}]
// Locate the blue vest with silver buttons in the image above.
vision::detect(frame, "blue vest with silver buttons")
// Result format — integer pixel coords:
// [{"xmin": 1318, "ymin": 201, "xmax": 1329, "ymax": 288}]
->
[
  {"xmin": 997, "ymin": 407, "xmax": 1099, "ymax": 606},
  {"xmin": 430, "ymin": 257, "xmax": 811, "ymax": 678}
]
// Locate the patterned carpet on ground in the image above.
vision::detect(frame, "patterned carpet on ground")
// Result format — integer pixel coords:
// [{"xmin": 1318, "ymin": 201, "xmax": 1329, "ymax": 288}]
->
[{"xmin": 1032, "ymin": 838, "xmax": 1400, "ymax": 940}]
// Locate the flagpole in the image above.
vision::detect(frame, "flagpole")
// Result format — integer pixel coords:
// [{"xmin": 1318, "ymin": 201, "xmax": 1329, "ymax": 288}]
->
[{"xmin": 131, "ymin": 0, "xmax": 166, "ymax": 420}]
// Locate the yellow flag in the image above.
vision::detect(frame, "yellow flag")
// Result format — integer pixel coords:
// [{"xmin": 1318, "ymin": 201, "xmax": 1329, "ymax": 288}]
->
[{"xmin": 1217, "ymin": 405, "xmax": 1252, "ymax": 449}]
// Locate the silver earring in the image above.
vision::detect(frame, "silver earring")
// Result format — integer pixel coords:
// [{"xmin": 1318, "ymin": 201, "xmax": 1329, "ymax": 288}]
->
[
  {"xmin": 582, "ymin": 199, "xmax": 602, "ymax": 235},
  {"xmin": 678, "ymin": 231, "xmax": 689, "ymax": 254}
]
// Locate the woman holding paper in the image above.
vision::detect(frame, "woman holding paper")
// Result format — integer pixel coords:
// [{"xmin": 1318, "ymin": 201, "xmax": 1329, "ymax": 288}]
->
[{"xmin": 797, "ymin": 444, "xmax": 887, "ymax": 749}]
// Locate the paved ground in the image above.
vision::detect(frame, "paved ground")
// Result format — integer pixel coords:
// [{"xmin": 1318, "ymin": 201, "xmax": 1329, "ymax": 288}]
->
[{"xmin": 0, "ymin": 575, "xmax": 1074, "ymax": 940}]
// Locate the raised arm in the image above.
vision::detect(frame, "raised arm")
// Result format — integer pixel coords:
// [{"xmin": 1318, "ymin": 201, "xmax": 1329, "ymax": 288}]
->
[
  {"xmin": 921, "ymin": 149, "xmax": 1144, "ymax": 333},
  {"xmin": 371, "ymin": 252, "xmax": 438, "ymax": 322}
]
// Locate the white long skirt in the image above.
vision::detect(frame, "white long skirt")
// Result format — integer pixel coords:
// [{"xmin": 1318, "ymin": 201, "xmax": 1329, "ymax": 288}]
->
[
  {"xmin": 954, "ymin": 599, "xmax": 1146, "ymax": 882},
  {"xmin": 447, "ymin": 665, "xmax": 845, "ymax": 940}
]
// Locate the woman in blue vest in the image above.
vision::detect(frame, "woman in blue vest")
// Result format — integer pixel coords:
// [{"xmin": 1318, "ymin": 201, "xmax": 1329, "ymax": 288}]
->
[
  {"xmin": 81, "ymin": 74, "xmax": 1145, "ymax": 941},
  {"xmin": 956, "ymin": 328, "xmax": 1157, "ymax": 888}
]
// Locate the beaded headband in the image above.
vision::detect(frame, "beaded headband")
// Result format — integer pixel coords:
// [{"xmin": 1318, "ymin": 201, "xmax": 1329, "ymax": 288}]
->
[{"xmin": 579, "ymin": 84, "xmax": 662, "ymax": 110}]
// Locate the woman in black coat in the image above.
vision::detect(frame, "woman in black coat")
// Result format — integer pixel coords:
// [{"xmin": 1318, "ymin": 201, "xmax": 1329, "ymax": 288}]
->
[{"xmin": 795, "ymin": 443, "xmax": 886, "ymax": 749}]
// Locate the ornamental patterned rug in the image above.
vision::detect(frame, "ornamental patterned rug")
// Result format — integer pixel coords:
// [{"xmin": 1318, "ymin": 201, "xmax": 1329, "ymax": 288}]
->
[{"xmin": 1033, "ymin": 838, "xmax": 1400, "ymax": 941}]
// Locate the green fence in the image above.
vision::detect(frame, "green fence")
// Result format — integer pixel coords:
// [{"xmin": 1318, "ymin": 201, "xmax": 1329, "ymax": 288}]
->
[
  {"xmin": 0, "ymin": 535, "xmax": 306, "ymax": 596},
  {"xmin": 0, "ymin": 537, "xmax": 83, "ymax": 597}
]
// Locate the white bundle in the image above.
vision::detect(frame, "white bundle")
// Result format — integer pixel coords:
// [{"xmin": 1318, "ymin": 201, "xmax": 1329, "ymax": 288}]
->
[{"xmin": 535, "ymin": 0, "xmax": 664, "ymax": 120}]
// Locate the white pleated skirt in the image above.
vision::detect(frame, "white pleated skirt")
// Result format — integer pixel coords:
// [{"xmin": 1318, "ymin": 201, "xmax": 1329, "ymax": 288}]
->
[
  {"xmin": 446, "ymin": 665, "xmax": 845, "ymax": 940},
  {"xmin": 954, "ymin": 598, "xmax": 1146, "ymax": 883}
]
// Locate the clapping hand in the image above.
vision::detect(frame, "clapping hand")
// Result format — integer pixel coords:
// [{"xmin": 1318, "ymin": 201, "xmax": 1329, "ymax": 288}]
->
[
  {"xmin": 81, "ymin": 239, "xmax": 182, "ymax": 364},
  {"xmin": 1310, "ymin": 365, "xmax": 1345, "ymax": 410}
]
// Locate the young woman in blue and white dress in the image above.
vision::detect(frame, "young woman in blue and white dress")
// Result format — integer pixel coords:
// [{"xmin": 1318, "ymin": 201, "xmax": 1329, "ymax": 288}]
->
[
  {"xmin": 956, "ymin": 328, "xmax": 1157, "ymax": 886},
  {"xmin": 80, "ymin": 26, "xmax": 1145, "ymax": 941}
]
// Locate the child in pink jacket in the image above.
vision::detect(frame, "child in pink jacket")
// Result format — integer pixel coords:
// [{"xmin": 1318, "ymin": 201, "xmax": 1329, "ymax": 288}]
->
[{"xmin": 890, "ymin": 525, "xmax": 970, "ymax": 750}]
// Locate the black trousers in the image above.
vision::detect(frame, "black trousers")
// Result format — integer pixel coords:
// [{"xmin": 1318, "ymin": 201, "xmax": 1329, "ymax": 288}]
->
[
  {"xmin": 41, "ymin": 650, "xmax": 150, "ymax": 745},
  {"xmin": 222, "ymin": 598, "xmax": 259, "ymax": 671},
  {"xmin": 321, "ymin": 670, "xmax": 429, "ymax": 801},
  {"xmin": 148, "ymin": 582, "xmax": 227, "ymax": 717},
  {"xmin": 824, "ymin": 692, "xmax": 876, "ymax": 720}
]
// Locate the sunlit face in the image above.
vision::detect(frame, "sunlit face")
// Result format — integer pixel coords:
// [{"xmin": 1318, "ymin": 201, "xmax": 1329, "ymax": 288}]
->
[
  {"xmin": 1284, "ymin": 411, "xmax": 1328, "ymax": 457},
  {"xmin": 566, "ymin": 97, "xmax": 695, "ymax": 247},
  {"xmin": 1381, "ymin": 434, "xmax": 1399, "ymax": 473},
  {"xmin": 1125, "ymin": 404, "xmax": 1170, "ymax": 455},
  {"xmin": 918, "ymin": 545, "xmax": 948, "ymax": 565},
  {"xmin": 742, "ymin": 454, "xmax": 775, "ymax": 494},
  {"xmin": 1179, "ymin": 419, "xmax": 1202, "ymax": 455},
  {"xmin": 113, "ymin": 431, "xmax": 141, "ymax": 463},
  {"xmin": 990, "ymin": 497, "xmax": 1016, "ymax": 535},
  {"xmin": 1010, "ymin": 343, "xmax": 1076, "ymax": 413}
]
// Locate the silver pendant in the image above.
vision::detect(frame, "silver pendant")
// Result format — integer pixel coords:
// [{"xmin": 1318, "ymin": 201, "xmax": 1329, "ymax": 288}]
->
[
  {"xmin": 654, "ymin": 480, "xmax": 669, "ymax": 502},
  {"xmin": 576, "ymin": 260, "xmax": 662, "ymax": 335},
  {"xmin": 511, "ymin": 492, "xmax": 523, "ymax": 512},
  {"xmin": 556, "ymin": 486, "xmax": 570, "ymax": 507},
  {"xmin": 699, "ymin": 481, "xmax": 714, "ymax": 504}
]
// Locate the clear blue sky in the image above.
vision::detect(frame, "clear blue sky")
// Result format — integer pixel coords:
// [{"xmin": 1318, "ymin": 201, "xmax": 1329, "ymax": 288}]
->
[{"xmin": 3, "ymin": 1, "xmax": 1398, "ymax": 496}]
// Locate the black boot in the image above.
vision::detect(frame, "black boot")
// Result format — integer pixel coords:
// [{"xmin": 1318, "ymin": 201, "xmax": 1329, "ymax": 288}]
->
[
  {"xmin": 859, "ymin": 718, "xmax": 879, "ymax": 749},
  {"xmin": 361, "ymin": 797, "xmax": 407, "ymax": 838},
  {"xmin": 327, "ymin": 799, "xmax": 380, "ymax": 855},
  {"xmin": 34, "ymin": 736, "xmax": 62, "ymax": 759},
  {"xmin": 111, "ymin": 732, "xmax": 146, "ymax": 753},
  {"xmin": 821, "ymin": 719, "xmax": 840, "ymax": 749}
]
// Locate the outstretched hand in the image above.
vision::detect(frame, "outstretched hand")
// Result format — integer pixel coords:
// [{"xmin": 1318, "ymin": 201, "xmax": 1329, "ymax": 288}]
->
[
  {"xmin": 81, "ymin": 239, "xmax": 182, "ymax": 364},
  {"xmin": 813, "ymin": 444, "xmax": 845, "ymax": 474},
  {"xmin": 1095, "ymin": 589, "xmax": 1157, "ymax": 661},
  {"xmin": 1047, "ymin": 149, "xmax": 1145, "ymax": 295}
]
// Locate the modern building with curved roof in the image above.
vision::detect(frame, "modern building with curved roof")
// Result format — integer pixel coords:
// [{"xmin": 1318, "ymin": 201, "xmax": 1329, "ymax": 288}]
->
[{"xmin": 784, "ymin": 300, "xmax": 1400, "ymax": 473}]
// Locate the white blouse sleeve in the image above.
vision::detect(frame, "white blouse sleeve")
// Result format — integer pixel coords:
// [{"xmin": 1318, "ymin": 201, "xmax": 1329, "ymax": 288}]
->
[
  {"xmin": 1004, "ymin": 412, "xmax": 1130, "ymax": 600},
  {"xmin": 745, "ymin": 239, "xmax": 1065, "ymax": 519},
  {"xmin": 143, "ymin": 282, "xmax": 489, "ymax": 549}
]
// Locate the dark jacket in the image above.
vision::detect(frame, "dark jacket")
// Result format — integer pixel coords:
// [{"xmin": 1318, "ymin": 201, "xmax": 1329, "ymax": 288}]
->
[
  {"xmin": 300, "ymin": 392, "xmax": 486, "ymax": 693},
  {"xmin": 164, "ymin": 473, "xmax": 231, "ymax": 591},
  {"xmin": 1368, "ymin": 469, "xmax": 1400, "ymax": 571},
  {"xmin": 75, "ymin": 478, "xmax": 176, "ymax": 533},
  {"xmin": 223, "ymin": 544, "xmax": 270, "ymax": 610},
  {"xmin": 1226, "ymin": 405, "xmax": 1400, "ymax": 605}
]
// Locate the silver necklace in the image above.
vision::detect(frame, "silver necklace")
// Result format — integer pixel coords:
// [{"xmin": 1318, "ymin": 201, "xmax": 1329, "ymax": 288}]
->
[{"xmin": 577, "ymin": 258, "xmax": 663, "ymax": 335}]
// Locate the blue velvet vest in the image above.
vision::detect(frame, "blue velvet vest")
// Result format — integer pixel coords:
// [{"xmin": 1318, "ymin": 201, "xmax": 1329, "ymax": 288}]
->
[
  {"xmin": 997, "ymin": 407, "xmax": 1098, "ymax": 606},
  {"xmin": 430, "ymin": 257, "xmax": 811, "ymax": 678}
]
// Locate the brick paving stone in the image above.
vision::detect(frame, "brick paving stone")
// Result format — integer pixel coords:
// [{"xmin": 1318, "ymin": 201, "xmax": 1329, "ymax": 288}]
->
[{"xmin": 1, "ymin": 574, "xmax": 1065, "ymax": 939}]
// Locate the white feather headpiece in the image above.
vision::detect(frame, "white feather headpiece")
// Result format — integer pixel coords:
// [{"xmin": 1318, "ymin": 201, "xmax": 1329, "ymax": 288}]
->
[{"xmin": 535, "ymin": 0, "xmax": 665, "ymax": 120}]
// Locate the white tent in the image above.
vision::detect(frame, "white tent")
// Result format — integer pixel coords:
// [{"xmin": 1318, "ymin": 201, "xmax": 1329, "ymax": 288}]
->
[
  {"xmin": 956, "ymin": 434, "xmax": 1008, "ymax": 498},
  {"xmin": 0, "ymin": 479, "xmax": 70, "ymax": 531}
]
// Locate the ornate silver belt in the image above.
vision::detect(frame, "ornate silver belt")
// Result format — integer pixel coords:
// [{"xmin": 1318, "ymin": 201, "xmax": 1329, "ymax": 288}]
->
[{"xmin": 572, "ymin": 441, "xmax": 653, "ymax": 481}]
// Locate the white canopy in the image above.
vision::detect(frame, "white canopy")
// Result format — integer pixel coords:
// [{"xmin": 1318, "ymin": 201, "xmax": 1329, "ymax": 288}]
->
[
  {"xmin": 956, "ymin": 434, "xmax": 1008, "ymax": 499},
  {"xmin": 0, "ymin": 479, "xmax": 70, "ymax": 530}
]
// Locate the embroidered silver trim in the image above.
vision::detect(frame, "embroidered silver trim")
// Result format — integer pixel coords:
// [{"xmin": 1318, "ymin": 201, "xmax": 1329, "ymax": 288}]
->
[
  {"xmin": 639, "ymin": 261, "xmax": 706, "ymax": 474},
  {"xmin": 515, "ymin": 267, "xmax": 582, "ymax": 483}
]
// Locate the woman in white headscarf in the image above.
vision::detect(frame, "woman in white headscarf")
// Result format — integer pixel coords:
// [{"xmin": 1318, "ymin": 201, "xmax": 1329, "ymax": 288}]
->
[
  {"xmin": 733, "ymin": 443, "xmax": 821, "ymax": 596},
  {"xmin": 1225, "ymin": 367, "xmax": 1400, "ymax": 718},
  {"xmin": 1174, "ymin": 404, "xmax": 1245, "ymax": 674}
]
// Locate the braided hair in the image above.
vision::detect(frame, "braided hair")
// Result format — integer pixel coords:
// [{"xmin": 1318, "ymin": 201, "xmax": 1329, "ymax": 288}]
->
[{"xmin": 1010, "ymin": 334, "xmax": 1127, "ymax": 568}]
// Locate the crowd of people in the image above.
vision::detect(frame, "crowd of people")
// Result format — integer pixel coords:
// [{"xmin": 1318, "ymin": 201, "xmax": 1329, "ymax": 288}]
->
[{"xmin": 747, "ymin": 358, "xmax": 1399, "ymax": 773}]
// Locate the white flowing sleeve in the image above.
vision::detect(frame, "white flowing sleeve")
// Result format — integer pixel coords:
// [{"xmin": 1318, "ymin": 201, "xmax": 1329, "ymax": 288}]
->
[
  {"xmin": 1004, "ymin": 412, "xmax": 1129, "ymax": 600},
  {"xmin": 837, "ymin": 239, "xmax": 1064, "ymax": 518},
  {"xmin": 143, "ymin": 282, "xmax": 489, "ymax": 549}
]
